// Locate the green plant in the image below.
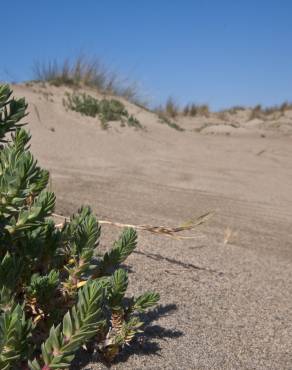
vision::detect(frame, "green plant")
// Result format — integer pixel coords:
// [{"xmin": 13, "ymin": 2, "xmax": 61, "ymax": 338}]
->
[
  {"xmin": 0, "ymin": 84, "xmax": 159, "ymax": 369},
  {"xmin": 63, "ymin": 92, "xmax": 100, "ymax": 117},
  {"xmin": 127, "ymin": 114, "xmax": 143, "ymax": 129},
  {"xmin": 98, "ymin": 98, "xmax": 128, "ymax": 125},
  {"xmin": 0, "ymin": 84, "xmax": 27, "ymax": 139},
  {"xmin": 158, "ymin": 114, "xmax": 184, "ymax": 132},
  {"xmin": 64, "ymin": 92, "xmax": 143, "ymax": 130}
]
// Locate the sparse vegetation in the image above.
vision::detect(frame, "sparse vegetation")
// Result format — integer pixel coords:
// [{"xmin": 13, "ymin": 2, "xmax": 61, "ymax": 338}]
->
[
  {"xmin": 156, "ymin": 99, "xmax": 210, "ymax": 119},
  {"xmin": 0, "ymin": 84, "xmax": 159, "ymax": 368},
  {"xmin": 262, "ymin": 102, "xmax": 292, "ymax": 115},
  {"xmin": 279, "ymin": 101, "xmax": 292, "ymax": 113},
  {"xmin": 249, "ymin": 102, "xmax": 292, "ymax": 120},
  {"xmin": 185, "ymin": 101, "xmax": 292, "ymax": 123},
  {"xmin": 158, "ymin": 114, "xmax": 184, "ymax": 131},
  {"xmin": 33, "ymin": 55, "xmax": 141, "ymax": 102},
  {"xmin": 64, "ymin": 92, "xmax": 101, "ymax": 117},
  {"xmin": 164, "ymin": 97, "xmax": 179, "ymax": 118},
  {"xmin": 63, "ymin": 92, "xmax": 143, "ymax": 129},
  {"xmin": 127, "ymin": 114, "xmax": 143, "ymax": 128},
  {"xmin": 249, "ymin": 104, "xmax": 263, "ymax": 120},
  {"xmin": 183, "ymin": 103, "xmax": 210, "ymax": 117},
  {"xmin": 29, "ymin": 59, "xmax": 292, "ymax": 132}
]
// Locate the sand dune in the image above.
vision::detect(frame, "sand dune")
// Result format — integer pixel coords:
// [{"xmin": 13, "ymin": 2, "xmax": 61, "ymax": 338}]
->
[{"xmin": 13, "ymin": 83, "xmax": 292, "ymax": 369}]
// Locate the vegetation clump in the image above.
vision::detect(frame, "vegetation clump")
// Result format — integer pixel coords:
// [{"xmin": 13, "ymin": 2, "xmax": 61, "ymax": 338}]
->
[
  {"xmin": 64, "ymin": 92, "xmax": 143, "ymax": 130},
  {"xmin": 183, "ymin": 103, "xmax": 210, "ymax": 117},
  {"xmin": 248, "ymin": 102, "xmax": 292, "ymax": 120},
  {"xmin": 33, "ymin": 56, "xmax": 141, "ymax": 102},
  {"xmin": 64, "ymin": 92, "xmax": 100, "ymax": 117},
  {"xmin": 158, "ymin": 114, "xmax": 184, "ymax": 132},
  {"xmin": 164, "ymin": 97, "xmax": 179, "ymax": 118},
  {"xmin": 156, "ymin": 98, "xmax": 210, "ymax": 121},
  {"xmin": 0, "ymin": 84, "xmax": 159, "ymax": 369}
]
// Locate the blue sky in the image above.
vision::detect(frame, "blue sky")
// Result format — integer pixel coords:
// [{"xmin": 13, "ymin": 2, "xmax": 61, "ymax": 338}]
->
[{"xmin": 1, "ymin": 0, "xmax": 292, "ymax": 109}]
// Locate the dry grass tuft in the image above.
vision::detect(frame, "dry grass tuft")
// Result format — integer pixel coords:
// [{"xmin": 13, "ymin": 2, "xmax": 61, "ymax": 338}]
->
[
  {"xmin": 157, "ymin": 99, "xmax": 210, "ymax": 119},
  {"xmin": 154, "ymin": 97, "xmax": 180, "ymax": 118},
  {"xmin": 183, "ymin": 103, "xmax": 210, "ymax": 117},
  {"xmin": 32, "ymin": 55, "xmax": 141, "ymax": 102},
  {"xmin": 249, "ymin": 104, "xmax": 263, "ymax": 120},
  {"xmin": 164, "ymin": 97, "xmax": 180, "ymax": 118},
  {"xmin": 249, "ymin": 102, "xmax": 292, "ymax": 120}
]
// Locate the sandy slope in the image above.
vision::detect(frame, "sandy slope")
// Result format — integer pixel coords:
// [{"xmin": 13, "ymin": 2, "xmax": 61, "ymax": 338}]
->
[{"xmin": 12, "ymin": 83, "xmax": 292, "ymax": 369}]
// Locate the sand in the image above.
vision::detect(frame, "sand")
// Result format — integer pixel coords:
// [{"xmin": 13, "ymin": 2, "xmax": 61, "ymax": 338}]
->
[{"xmin": 12, "ymin": 83, "xmax": 292, "ymax": 369}]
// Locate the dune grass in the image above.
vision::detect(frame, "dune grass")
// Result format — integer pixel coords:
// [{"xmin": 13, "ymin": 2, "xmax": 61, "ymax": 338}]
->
[
  {"xmin": 33, "ymin": 55, "xmax": 141, "ymax": 102},
  {"xmin": 183, "ymin": 103, "xmax": 210, "ymax": 117},
  {"xmin": 248, "ymin": 102, "xmax": 292, "ymax": 120},
  {"xmin": 213, "ymin": 102, "xmax": 292, "ymax": 122},
  {"xmin": 156, "ymin": 97, "xmax": 210, "ymax": 119},
  {"xmin": 164, "ymin": 97, "xmax": 180, "ymax": 118},
  {"xmin": 154, "ymin": 97, "xmax": 180, "ymax": 119}
]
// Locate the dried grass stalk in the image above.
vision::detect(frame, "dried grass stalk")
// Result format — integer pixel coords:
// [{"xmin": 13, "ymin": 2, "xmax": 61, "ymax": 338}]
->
[{"xmin": 53, "ymin": 212, "xmax": 213, "ymax": 240}]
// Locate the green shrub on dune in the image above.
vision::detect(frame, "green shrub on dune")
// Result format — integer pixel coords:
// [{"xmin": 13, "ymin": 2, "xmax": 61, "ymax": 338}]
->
[{"xmin": 64, "ymin": 91, "xmax": 143, "ymax": 130}]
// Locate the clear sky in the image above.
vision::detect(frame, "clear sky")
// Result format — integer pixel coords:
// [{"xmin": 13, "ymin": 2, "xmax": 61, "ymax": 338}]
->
[{"xmin": 1, "ymin": 0, "xmax": 292, "ymax": 109}]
